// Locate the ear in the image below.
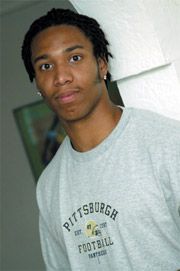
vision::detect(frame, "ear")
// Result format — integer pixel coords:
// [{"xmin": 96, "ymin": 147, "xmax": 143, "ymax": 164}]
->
[{"xmin": 97, "ymin": 57, "xmax": 108, "ymax": 80}]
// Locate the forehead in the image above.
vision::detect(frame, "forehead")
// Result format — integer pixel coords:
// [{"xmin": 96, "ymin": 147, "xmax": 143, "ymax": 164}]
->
[{"xmin": 31, "ymin": 24, "xmax": 93, "ymax": 55}]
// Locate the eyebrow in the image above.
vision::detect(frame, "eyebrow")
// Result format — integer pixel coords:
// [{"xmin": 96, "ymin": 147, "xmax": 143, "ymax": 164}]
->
[
  {"xmin": 33, "ymin": 45, "xmax": 85, "ymax": 64},
  {"xmin": 33, "ymin": 54, "xmax": 48, "ymax": 64},
  {"xmin": 65, "ymin": 45, "xmax": 84, "ymax": 52}
]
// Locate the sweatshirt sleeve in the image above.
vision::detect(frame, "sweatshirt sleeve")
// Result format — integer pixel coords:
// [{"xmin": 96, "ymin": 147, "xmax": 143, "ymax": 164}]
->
[
  {"xmin": 39, "ymin": 215, "xmax": 71, "ymax": 271},
  {"xmin": 157, "ymin": 125, "xmax": 180, "ymax": 232}
]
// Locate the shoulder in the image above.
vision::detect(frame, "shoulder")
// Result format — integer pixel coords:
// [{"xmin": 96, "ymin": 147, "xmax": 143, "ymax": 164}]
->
[
  {"xmin": 36, "ymin": 136, "xmax": 69, "ymax": 210},
  {"xmin": 40, "ymin": 135, "xmax": 68, "ymax": 177},
  {"xmin": 127, "ymin": 107, "xmax": 180, "ymax": 142},
  {"xmin": 129, "ymin": 107, "xmax": 180, "ymax": 127},
  {"xmin": 123, "ymin": 107, "xmax": 180, "ymax": 164},
  {"xmin": 124, "ymin": 108, "xmax": 180, "ymax": 186}
]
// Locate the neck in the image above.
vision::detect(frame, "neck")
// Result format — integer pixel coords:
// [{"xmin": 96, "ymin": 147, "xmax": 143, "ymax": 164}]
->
[{"xmin": 62, "ymin": 102, "xmax": 122, "ymax": 152}]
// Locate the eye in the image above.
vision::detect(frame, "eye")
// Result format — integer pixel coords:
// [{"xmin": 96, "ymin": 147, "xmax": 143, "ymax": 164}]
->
[
  {"xmin": 69, "ymin": 55, "xmax": 82, "ymax": 63},
  {"xmin": 40, "ymin": 63, "xmax": 53, "ymax": 71}
]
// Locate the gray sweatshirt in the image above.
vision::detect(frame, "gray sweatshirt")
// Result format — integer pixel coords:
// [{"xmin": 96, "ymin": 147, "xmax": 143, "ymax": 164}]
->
[{"xmin": 37, "ymin": 107, "xmax": 180, "ymax": 270}]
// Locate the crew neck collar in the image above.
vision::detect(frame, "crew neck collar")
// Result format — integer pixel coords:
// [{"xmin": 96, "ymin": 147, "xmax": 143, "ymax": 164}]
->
[{"xmin": 66, "ymin": 107, "xmax": 131, "ymax": 162}]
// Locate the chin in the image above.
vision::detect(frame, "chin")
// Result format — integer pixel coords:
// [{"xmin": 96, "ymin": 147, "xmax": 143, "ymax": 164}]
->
[
  {"xmin": 57, "ymin": 109, "xmax": 90, "ymax": 124},
  {"xmin": 54, "ymin": 101, "xmax": 98, "ymax": 124},
  {"xmin": 59, "ymin": 114, "xmax": 84, "ymax": 123}
]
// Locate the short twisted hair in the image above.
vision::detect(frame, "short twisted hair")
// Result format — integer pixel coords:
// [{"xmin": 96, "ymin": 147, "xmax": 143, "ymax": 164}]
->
[{"xmin": 21, "ymin": 8, "xmax": 112, "ymax": 82}]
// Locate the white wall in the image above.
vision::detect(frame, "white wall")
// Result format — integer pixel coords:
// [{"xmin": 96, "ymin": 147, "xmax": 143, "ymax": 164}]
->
[
  {"xmin": 70, "ymin": 0, "xmax": 180, "ymax": 120},
  {"xmin": 1, "ymin": 1, "xmax": 75, "ymax": 270}
]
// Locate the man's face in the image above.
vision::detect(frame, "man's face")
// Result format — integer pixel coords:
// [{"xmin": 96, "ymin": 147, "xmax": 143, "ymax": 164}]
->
[{"xmin": 31, "ymin": 24, "xmax": 108, "ymax": 123}]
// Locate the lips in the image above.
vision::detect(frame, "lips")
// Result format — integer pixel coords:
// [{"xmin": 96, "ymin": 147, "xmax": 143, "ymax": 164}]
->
[{"xmin": 55, "ymin": 89, "xmax": 80, "ymax": 104}]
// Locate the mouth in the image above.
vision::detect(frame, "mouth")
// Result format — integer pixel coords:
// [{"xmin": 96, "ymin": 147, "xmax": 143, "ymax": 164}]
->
[{"xmin": 55, "ymin": 89, "xmax": 80, "ymax": 104}]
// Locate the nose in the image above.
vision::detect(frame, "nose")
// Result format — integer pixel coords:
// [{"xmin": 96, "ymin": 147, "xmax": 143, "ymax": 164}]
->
[{"xmin": 53, "ymin": 65, "xmax": 73, "ymax": 87}]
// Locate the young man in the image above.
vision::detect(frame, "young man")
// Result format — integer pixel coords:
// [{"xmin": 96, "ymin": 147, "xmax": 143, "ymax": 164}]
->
[{"xmin": 22, "ymin": 8, "xmax": 180, "ymax": 271}]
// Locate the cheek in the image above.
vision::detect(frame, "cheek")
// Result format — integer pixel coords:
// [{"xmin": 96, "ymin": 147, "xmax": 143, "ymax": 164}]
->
[
  {"xmin": 34, "ymin": 72, "xmax": 43, "ymax": 89},
  {"xmin": 76, "ymin": 63, "xmax": 100, "ymax": 86},
  {"xmin": 35, "ymin": 78, "xmax": 41, "ymax": 91},
  {"xmin": 35, "ymin": 75, "xmax": 51, "ymax": 94}
]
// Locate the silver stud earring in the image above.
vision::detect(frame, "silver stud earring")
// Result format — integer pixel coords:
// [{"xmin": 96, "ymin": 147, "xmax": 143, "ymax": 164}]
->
[
  {"xmin": 104, "ymin": 74, "xmax": 107, "ymax": 80},
  {"xmin": 37, "ymin": 91, "xmax": 42, "ymax": 97}
]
